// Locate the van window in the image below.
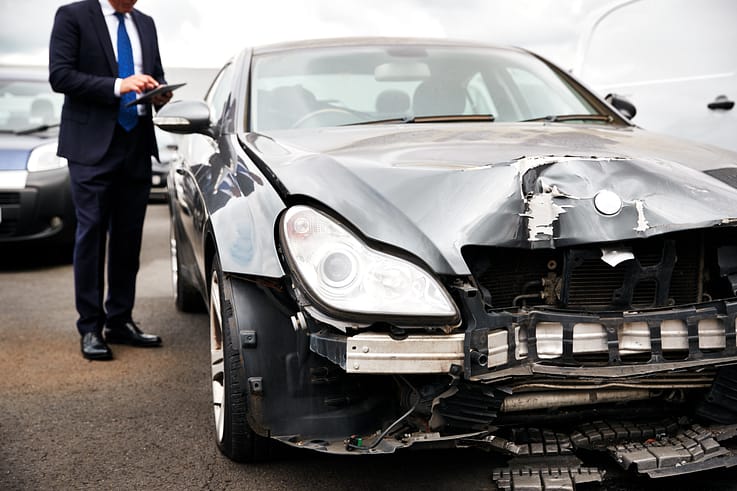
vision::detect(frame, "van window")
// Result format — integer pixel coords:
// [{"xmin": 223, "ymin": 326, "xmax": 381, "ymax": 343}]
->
[{"xmin": 581, "ymin": 0, "xmax": 737, "ymax": 87}]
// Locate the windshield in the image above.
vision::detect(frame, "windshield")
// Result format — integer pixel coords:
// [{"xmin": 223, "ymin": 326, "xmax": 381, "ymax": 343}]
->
[
  {"xmin": 250, "ymin": 44, "xmax": 599, "ymax": 131},
  {"xmin": 0, "ymin": 79, "xmax": 63, "ymax": 132}
]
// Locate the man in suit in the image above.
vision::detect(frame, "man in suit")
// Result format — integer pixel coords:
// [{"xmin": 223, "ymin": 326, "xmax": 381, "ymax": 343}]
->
[{"xmin": 49, "ymin": 0, "xmax": 171, "ymax": 360}]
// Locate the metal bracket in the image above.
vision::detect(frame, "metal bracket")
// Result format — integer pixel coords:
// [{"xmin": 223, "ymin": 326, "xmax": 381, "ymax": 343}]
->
[
  {"xmin": 240, "ymin": 330, "xmax": 257, "ymax": 348},
  {"xmin": 248, "ymin": 377, "xmax": 263, "ymax": 395}
]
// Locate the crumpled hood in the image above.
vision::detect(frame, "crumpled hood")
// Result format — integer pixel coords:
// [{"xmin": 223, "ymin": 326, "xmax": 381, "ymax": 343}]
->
[{"xmin": 244, "ymin": 123, "xmax": 737, "ymax": 274}]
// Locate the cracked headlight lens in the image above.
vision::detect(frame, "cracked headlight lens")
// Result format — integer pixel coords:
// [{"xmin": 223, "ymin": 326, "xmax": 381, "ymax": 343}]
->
[{"xmin": 280, "ymin": 205, "xmax": 459, "ymax": 323}]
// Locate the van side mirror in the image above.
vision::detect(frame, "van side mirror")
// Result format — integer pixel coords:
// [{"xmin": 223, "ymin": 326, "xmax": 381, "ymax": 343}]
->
[{"xmin": 605, "ymin": 93, "xmax": 637, "ymax": 120}]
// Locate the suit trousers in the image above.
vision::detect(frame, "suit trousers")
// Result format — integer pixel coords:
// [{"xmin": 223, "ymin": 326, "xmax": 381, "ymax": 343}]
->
[{"xmin": 68, "ymin": 123, "xmax": 152, "ymax": 335}]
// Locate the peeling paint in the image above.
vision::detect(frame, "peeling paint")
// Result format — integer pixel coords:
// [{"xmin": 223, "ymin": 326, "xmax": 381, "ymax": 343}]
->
[
  {"xmin": 521, "ymin": 192, "xmax": 571, "ymax": 241},
  {"xmin": 515, "ymin": 157, "xmax": 584, "ymax": 242},
  {"xmin": 635, "ymin": 200, "xmax": 650, "ymax": 232}
]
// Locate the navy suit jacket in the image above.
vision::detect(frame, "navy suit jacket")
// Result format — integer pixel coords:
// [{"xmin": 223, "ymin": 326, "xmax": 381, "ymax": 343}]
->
[{"xmin": 49, "ymin": 0, "xmax": 165, "ymax": 165}]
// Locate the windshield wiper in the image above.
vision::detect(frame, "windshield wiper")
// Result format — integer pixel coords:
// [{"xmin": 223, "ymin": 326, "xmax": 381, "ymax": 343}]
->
[
  {"xmin": 522, "ymin": 114, "xmax": 613, "ymax": 123},
  {"xmin": 15, "ymin": 123, "xmax": 60, "ymax": 135},
  {"xmin": 349, "ymin": 114, "xmax": 495, "ymax": 126}
]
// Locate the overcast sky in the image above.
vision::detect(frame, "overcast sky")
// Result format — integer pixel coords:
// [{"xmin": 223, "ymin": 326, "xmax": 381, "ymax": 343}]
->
[{"xmin": 0, "ymin": 0, "xmax": 616, "ymax": 70}]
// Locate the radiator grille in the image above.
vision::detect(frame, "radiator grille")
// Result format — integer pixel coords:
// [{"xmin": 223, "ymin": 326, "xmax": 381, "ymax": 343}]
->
[
  {"xmin": 464, "ymin": 231, "xmax": 713, "ymax": 311},
  {"xmin": 0, "ymin": 192, "xmax": 20, "ymax": 205}
]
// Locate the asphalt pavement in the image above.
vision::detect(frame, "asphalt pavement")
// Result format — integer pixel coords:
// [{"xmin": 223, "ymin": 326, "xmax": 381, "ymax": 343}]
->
[
  {"xmin": 0, "ymin": 203, "xmax": 500, "ymax": 490},
  {"xmin": 2, "ymin": 203, "xmax": 737, "ymax": 490}
]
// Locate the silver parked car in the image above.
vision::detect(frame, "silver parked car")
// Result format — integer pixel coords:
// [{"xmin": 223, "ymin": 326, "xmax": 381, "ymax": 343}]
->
[{"xmin": 0, "ymin": 69, "xmax": 74, "ymax": 249}]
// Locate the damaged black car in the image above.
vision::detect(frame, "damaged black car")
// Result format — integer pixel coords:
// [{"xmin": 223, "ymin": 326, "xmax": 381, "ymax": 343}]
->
[{"xmin": 155, "ymin": 38, "xmax": 737, "ymax": 487}]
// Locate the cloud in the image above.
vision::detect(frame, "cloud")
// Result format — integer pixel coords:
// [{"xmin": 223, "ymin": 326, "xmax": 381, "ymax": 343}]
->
[
  {"xmin": 150, "ymin": 0, "xmax": 449, "ymax": 68},
  {"xmin": 0, "ymin": 0, "xmax": 60, "ymax": 64},
  {"xmin": 0, "ymin": 0, "xmax": 615, "ymax": 69}
]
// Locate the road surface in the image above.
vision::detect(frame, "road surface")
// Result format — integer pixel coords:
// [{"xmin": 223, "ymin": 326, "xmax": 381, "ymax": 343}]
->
[{"xmin": 2, "ymin": 203, "xmax": 736, "ymax": 490}]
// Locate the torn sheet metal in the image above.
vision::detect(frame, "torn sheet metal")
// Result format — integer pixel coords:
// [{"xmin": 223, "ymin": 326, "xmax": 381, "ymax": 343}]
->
[
  {"xmin": 256, "ymin": 122, "xmax": 737, "ymax": 274},
  {"xmin": 634, "ymin": 200, "xmax": 650, "ymax": 232},
  {"xmin": 521, "ymin": 191, "xmax": 571, "ymax": 242}
]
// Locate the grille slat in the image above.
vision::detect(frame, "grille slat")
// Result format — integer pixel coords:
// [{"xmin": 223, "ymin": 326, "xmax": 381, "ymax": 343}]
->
[{"xmin": 0, "ymin": 192, "xmax": 21, "ymax": 205}]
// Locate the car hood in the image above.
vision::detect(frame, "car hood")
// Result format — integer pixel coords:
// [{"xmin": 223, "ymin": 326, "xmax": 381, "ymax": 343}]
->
[
  {"xmin": 0, "ymin": 134, "xmax": 51, "ymax": 171},
  {"xmin": 243, "ymin": 123, "xmax": 737, "ymax": 275}
]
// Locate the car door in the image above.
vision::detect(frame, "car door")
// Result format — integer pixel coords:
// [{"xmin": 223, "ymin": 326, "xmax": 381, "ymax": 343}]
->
[{"xmin": 172, "ymin": 62, "xmax": 235, "ymax": 287}]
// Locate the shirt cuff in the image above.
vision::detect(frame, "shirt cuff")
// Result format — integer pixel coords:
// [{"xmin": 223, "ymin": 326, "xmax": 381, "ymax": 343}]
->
[{"xmin": 114, "ymin": 78, "xmax": 122, "ymax": 97}]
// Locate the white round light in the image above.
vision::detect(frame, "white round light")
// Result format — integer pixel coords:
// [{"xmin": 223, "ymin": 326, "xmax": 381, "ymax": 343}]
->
[
  {"xmin": 320, "ymin": 250, "xmax": 357, "ymax": 288},
  {"xmin": 594, "ymin": 190, "xmax": 622, "ymax": 216}
]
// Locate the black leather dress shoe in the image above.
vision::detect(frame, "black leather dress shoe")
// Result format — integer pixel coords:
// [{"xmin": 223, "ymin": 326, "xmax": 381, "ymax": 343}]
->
[
  {"xmin": 81, "ymin": 332, "xmax": 113, "ymax": 360},
  {"xmin": 104, "ymin": 321, "xmax": 162, "ymax": 347}
]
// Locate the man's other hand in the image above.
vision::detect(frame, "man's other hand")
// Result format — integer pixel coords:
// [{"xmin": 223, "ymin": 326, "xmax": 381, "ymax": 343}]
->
[
  {"xmin": 151, "ymin": 90, "xmax": 172, "ymax": 107},
  {"xmin": 120, "ymin": 74, "xmax": 158, "ymax": 94}
]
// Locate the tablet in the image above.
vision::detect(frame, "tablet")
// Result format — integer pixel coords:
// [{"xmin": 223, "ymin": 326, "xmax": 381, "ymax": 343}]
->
[{"xmin": 125, "ymin": 83, "xmax": 186, "ymax": 107}]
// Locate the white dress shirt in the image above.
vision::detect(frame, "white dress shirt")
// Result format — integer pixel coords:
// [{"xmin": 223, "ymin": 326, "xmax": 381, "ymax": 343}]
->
[{"xmin": 98, "ymin": 0, "xmax": 143, "ymax": 98}]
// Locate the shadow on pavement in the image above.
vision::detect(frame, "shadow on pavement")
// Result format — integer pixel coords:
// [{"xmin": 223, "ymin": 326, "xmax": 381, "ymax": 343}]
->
[{"xmin": 0, "ymin": 242, "xmax": 73, "ymax": 271}]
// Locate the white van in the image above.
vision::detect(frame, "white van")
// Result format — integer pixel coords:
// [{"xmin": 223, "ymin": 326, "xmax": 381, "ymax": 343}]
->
[{"xmin": 574, "ymin": 0, "xmax": 736, "ymax": 152}]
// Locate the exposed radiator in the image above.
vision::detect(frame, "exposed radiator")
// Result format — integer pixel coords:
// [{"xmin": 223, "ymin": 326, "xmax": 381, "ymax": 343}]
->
[{"xmin": 463, "ymin": 229, "xmax": 736, "ymax": 311}]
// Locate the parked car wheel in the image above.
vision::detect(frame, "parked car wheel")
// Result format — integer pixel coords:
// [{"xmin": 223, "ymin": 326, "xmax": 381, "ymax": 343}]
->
[
  {"xmin": 169, "ymin": 221, "xmax": 203, "ymax": 312},
  {"xmin": 210, "ymin": 255, "xmax": 270, "ymax": 462}
]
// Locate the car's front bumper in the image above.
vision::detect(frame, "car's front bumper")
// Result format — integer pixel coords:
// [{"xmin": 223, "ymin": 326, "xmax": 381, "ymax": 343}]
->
[
  {"xmin": 0, "ymin": 167, "xmax": 75, "ymax": 244},
  {"xmin": 309, "ymin": 290, "xmax": 737, "ymax": 380}
]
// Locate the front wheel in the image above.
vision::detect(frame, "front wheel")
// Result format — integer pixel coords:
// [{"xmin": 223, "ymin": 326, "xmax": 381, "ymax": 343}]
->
[{"xmin": 210, "ymin": 255, "xmax": 270, "ymax": 461}]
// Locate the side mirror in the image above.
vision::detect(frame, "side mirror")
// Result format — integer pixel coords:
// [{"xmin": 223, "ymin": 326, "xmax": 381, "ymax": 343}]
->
[
  {"xmin": 605, "ymin": 93, "xmax": 637, "ymax": 120},
  {"xmin": 154, "ymin": 100, "xmax": 213, "ymax": 136}
]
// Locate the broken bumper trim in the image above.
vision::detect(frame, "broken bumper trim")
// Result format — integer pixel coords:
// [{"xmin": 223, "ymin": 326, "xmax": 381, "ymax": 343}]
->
[
  {"xmin": 310, "ymin": 297, "xmax": 737, "ymax": 378},
  {"xmin": 310, "ymin": 330, "xmax": 465, "ymax": 374},
  {"xmin": 462, "ymin": 292, "xmax": 737, "ymax": 381}
]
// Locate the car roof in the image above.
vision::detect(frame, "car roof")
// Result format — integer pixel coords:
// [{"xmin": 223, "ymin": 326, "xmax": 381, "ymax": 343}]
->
[{"xmin": 252, "ymin": 37, "xmax": 526, "ymax": 56}]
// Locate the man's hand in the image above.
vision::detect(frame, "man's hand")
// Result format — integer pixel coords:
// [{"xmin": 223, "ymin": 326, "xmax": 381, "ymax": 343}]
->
[
  {"xmin": 151, "ymin": 90, "xmax": 172, "ymax": 107},
  {"xmin": 120, "ymin": 74, "xmax": 158, "ymax": 94}
]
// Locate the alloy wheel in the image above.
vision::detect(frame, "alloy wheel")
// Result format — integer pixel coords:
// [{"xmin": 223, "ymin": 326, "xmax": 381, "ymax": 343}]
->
[{"xmin": 209, "ymin": 270, "xmax": 225, "ymax": 442}]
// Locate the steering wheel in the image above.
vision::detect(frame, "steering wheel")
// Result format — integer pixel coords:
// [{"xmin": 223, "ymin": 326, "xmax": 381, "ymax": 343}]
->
[{"xmin": 291, "ymin": 107, "xmax": 357, "ymax": 128}]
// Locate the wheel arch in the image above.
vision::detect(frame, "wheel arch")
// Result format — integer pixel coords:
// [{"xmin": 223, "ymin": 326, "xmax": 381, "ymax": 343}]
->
[{"xmin": 223, "ymin": 271, "xmax": 395, "ymax": 441}]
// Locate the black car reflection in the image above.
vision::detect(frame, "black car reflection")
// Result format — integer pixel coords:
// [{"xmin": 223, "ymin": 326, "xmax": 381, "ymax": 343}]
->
[
  {"xmin": 150, "ymin": 127, "xmax": 177, "ymax": 202},
  {"xmin": 155, "ymin": 38, "xmax": 737, "ymax": 484}
]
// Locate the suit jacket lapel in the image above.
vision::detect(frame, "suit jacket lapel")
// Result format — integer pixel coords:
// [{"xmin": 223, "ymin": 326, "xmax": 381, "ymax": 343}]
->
[
  {"xmin": 88, "ymin": 0, "xmax": 117, "ymax": 75},
  {"xmin": 131, "ymin": 10, "xmax": 153, "ymax": 75}
]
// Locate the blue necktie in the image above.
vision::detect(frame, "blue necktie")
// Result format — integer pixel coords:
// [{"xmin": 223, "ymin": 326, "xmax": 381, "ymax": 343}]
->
[{"xmin": 115, "ymin": 12, "xmax": 138, "ymax": 131}]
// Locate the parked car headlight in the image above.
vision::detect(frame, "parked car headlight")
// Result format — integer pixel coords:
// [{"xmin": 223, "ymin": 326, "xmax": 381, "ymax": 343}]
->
[
  {"xmin": 280, "ymin": 205, "xmax": 459, "ymax": 323},
  {"xmin": 27, "ymin": 143, "xmax": 68, "ymax": 172}
]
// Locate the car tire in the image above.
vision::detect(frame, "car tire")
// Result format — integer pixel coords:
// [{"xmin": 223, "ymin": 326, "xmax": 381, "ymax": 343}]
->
[
  {"xmin": 170, "ymin": 221, "xmax": 204, "ymax": 312},
  {"xmin": 210, "ymin": 255, "xmax": 271, "ymax": 462}
]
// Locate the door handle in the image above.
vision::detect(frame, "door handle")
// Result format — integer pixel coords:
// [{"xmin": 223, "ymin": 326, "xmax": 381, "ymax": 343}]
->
[{"xmin": 708, "ymin": 95, "xmax": 734, "ymax": 110}]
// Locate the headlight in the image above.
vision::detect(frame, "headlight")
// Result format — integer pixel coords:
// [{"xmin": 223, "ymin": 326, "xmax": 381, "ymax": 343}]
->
[
  {"xmin": 27, "ymin": 143, "xmax": 68, "ymax": 172},
  {"xmin": 280, "ymin": 205, "xmax": 459, "ymax": 324}
]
